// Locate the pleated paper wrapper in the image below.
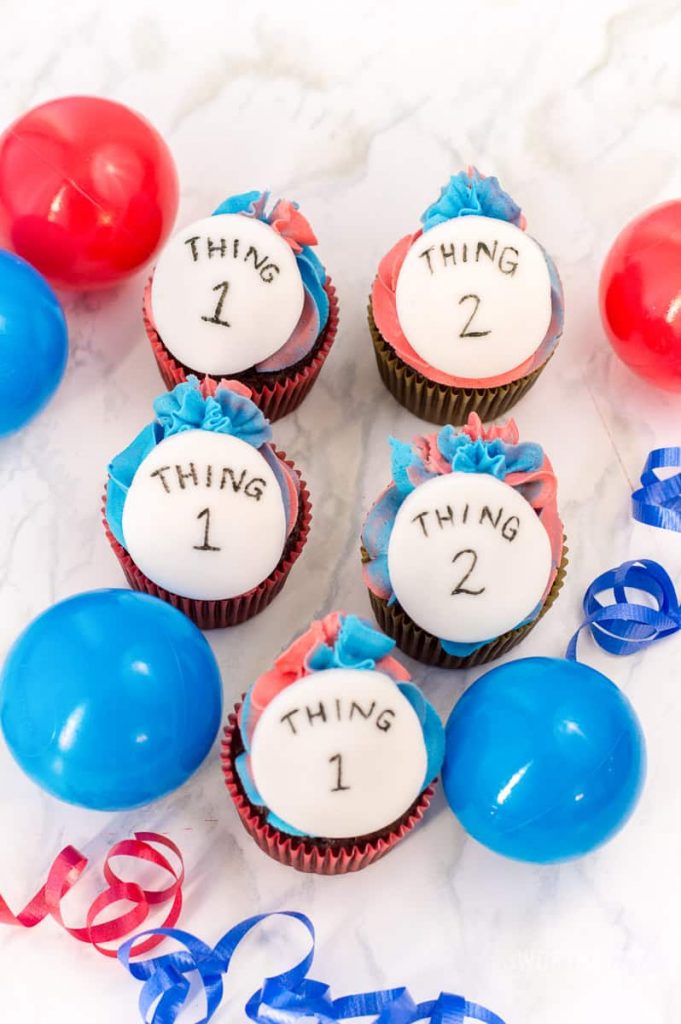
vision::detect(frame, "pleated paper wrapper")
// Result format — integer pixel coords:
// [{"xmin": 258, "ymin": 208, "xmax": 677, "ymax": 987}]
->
[
  {"xmin": 368, "ymin": 302, "xmax": 554, "ymax": 426},
  {"xmin": 144, "ymin": 278, "xmax": 339, "ymax": 422},
  {"xmin": 221, "ymin": 703, "xmax": 437, "ymax": 875},
  {"xmin": 365, "ymin": 541, "xmax": 569, "ymax": 669},
  {"xmin": 101, "ymin": 453, "xmax": 311, "ymax": 630}
]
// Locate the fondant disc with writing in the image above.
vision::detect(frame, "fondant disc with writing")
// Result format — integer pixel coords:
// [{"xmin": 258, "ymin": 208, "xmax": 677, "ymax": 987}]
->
[
  {"xmin": 150, "ymin": 214, "xmax": 305, "ymax": 375},
  {"xmin": 122, "ymin": 430, "xmax": 287, "ymax": 600},
  {"xmin": 387, "ymin": 472, "xmax": 553, "ymax": 644},
  {"xmin": 395, "ymin": 215, "xmax": 552, "ymax": 378},
  {"xmin": 249, "ymin": 668, "xmax": 428, "ymax": 838}
]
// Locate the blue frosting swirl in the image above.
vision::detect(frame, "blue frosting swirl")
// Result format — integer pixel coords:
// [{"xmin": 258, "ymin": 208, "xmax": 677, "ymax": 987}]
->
[
  {"xmin": 106, "ymin": 377, "xmax": 274, "ymax": 549},
  {"xmin": 213, "ymin": 191, "xmax": 329, "ymax": 337},
  {"xmin": 390, "ymin": 428, "xmax": 543, "ymax": 498},
  {"xmin": 421, "ymin": 167, "xmax": 523, "ymax": 233},
  {"xmin": 155, "ymin": 377, "xmax": 272, "ymax": 446},
  {"xmin": 236, "ymin": 614, "xmax": 445, "ymax": 838},
  {"xmin": 307, "ymin": 614, "xmax": 397, "ymax": 673}
]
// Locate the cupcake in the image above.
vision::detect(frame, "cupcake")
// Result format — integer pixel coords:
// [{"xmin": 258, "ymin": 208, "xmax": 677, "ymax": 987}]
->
[
  {"xmin": 361, "ymin": 414, "xmax": 567, "ymax": 668},
  {"xmin": 144, "ymin": 191, "xmax": 339, "ymax": 421},
  {"xmin": 369, "ymin": 167, "xmax": 563, "ymax": 424},
  {"xmin": 103, "ymin": 376, "xmax": 310, "ymax": 629},
  {"xmin": 222, "ymin": 612, "xmax": 444, "ymax": 874}
]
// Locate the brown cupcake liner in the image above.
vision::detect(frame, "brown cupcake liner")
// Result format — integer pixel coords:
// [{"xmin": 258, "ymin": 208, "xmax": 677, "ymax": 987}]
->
[
  {"xmin": 144, "ymin": 277, "xmax": 339, "ymax": 422},
  {"xmin": 220, "ymin": 702, "xmax": 437, "ymax": 874},
  {"xmin": 365, "ymin": 540, "xmax": 568, "ymax": 669},
  {"xmin": 368, "ymin": 302, "xmax": 555, "ymax": 425},
  {"xmin": 101, "ymin": 450, "xmax": 311, "ymax": 630}
]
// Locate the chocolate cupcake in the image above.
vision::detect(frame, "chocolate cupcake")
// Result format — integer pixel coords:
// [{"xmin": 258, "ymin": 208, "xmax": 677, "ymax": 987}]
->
[
  {"xmin": 144, "ymin": 191, "xmax": 339, "ymax": 421},
  {"xmin": 361, "ymin": 414, "xmax": 567, "ymax": 668},
  {"xmin": 222, "ymin": 612, "xmax": 444, "ymax": 874},
  {"xmin": 103, "ymin": 376, "xmax": 310, "ymax": 629},
  {"xmin": 369, "ymin": 168, "xmax": 563, "ymax": 424}
]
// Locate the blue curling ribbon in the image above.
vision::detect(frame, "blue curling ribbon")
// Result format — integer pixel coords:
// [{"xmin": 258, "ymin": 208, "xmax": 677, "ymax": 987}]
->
[
  {"xmin": 118, "ymin": 912, "xmax": 505, "ymax": 1024},
  {"xmin": 566, "ymin": 559, "xmax": 681, "ymax": 660},
  {"xmin": 632, "ymin": 448, "xmax": 681, "ymax": 531},
  {"xmin": 414, "ymin": 993, "xmax": 507, "ymax": 1024}
]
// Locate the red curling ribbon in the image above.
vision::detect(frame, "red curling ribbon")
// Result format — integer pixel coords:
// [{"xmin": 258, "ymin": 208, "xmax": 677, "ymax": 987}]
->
[{"xmin": 0, "ymin": 832, "xmax": 184, "ymax": 958}]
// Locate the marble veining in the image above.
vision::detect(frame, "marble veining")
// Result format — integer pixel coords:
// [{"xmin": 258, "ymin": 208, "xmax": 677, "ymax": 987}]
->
[{"xmin": 1, "ymin": 1, "xmax": 681, "ymax": 1021}]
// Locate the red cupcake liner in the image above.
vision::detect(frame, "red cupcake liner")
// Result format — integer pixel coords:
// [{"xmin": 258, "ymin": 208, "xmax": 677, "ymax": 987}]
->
[
  {"xmin": 144, "ymin": 277, "xmax": 340, "ymax": 423},
  {"xmin": 101, "ymin": 451, "xmax": 311, "ymax": 630},
  {"xmin": 220, "ymin": 702, "xmax": 437, "ymax": 875}
]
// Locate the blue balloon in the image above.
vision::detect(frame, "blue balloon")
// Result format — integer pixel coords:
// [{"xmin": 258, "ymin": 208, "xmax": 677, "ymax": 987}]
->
[
  {"xmin": 442, "ymin": 657, "xmax": 645, "ymax": 863},
  {"xmin": 0, "ymin": 590, "xmax": 222, "ymax": 810},
  {"xmin": 0, "ymin": 249, "xmax": 67, "ymax": 435}
]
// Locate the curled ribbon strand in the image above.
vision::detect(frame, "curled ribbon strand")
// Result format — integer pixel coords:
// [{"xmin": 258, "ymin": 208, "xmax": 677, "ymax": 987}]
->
[
  {"xmin": 0, "ymin": 832, "xmax": 184, "ymax": 958},
  {"xmin": 566, "ymin": 559, "xmax": 681, "ymax": 660},
  {"xmin": 118, "ymin": 911, "xmax": 505, "ymax": 1024},
  {"xmin": 632, "ymin": 447, "xmax": 681, "ymax": 531},
  {"xmin": 414, "ymin": 994, "xmax": 507, "ymax": 1024}
]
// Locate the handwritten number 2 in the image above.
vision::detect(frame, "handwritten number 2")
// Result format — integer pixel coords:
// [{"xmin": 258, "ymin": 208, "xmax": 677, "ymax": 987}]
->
[
  {"xmin": 201, "ymin": 281, "xmax": 231, "ymax": 328},
  {"xmin": 451, "ymin": 548, "xmax": 485, "ymax": 596},
  {"xmin": 193, "ymin": 507, "xmax": 221, "ymax": 552},
  {"xmin": 458, "ymin": 293, "xmax": 491, "ymax": 338}
]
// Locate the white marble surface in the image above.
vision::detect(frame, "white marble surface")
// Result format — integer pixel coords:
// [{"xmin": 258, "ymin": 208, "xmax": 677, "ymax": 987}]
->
[{"xmin": 1, "ymin": 1, "xmax": 681, "ymax": 1020}]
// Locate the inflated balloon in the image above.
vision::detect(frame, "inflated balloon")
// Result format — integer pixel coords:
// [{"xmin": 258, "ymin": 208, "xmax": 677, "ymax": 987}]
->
[
  {"xmin": 0, "ymin": 96, "xmax": 179, "ymax": 290},
  {"xmin": 0, "ymin": 250, "xmax": 67, "ymax": 435},
  {"xmin": 442, "ymin": 657, "xmax": 645, "ymax": 863},
  {"xmin": 600, "ymin": 200, "xmax": 681, "ymax": 391},
  {"xmin": 0, "ymin": 590, "xmax": 222, "ymax": 810}
]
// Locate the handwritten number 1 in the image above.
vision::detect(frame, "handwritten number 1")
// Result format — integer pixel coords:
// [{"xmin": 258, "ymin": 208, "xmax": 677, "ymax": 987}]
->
[
  {"xmin": 201, "ymin": 281, "xmax": 231, "ymax": 328},
  {"xmin": 329, "ymin": 753, "xmax": 350, "ymax": 792},
  {"xmin": 193, "ymin": 507, "xmax": 221, "ymax": 552}
]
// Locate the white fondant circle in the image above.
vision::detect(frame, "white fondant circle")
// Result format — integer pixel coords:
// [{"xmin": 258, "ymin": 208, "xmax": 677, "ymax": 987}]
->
[
  {"xmin": 387, "ymin": 472, "xmax": 553, "ymax": 643},
  {"xmin": 250, "ymin": 668, "xmax": 428, "ymax": 839},
  {"xmin": 150, "ymin": 213, "xmax": 305, "ymax": 375},
  {"xmin": 395, "ymin": 216, "xmax": 552, "ymax": 378},
  {"xmin": 122, "ymin": 430, "xmax": 287, "ymax": 600}
]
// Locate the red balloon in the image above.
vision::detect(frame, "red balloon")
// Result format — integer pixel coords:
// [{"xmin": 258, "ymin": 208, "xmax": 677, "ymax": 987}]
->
[
  {"xmin": 0, "ymin": 96, "xmax": 179, "ymax": 290},
  {"xmin": 600, "ymin": 200, "xmax": 681, "ymax": 391}
]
